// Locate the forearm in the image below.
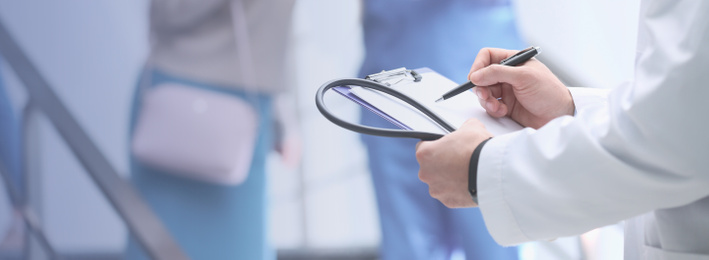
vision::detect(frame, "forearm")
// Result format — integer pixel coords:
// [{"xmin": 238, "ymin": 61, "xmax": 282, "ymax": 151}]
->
[{"xmin": 478, "ymin": 85, "xmax": 709, "ymax": 245}]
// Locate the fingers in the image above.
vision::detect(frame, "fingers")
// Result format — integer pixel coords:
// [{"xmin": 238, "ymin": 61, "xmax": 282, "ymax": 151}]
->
[
  {"xmin": 415, "ymin": 141, "xmax": 433, "ymax": 183},
  {"xmin": 417, "ymin": 119, "xmax": 491, "ymax": 208},
  {"xmin": 475, "ymin": 86, "xmax": 489, "ymax": 100},
  {"xmin": 482, "ymin": 99, "xmax": 509, "ymax": 118},
  {"xmin": 475, "ymin": 86, "xmax": 509, "ymax": 118},
  {"xmin": 469, "ymin": 48, "xmax": 523, "ymax": 79},
  {"xmin": 469, "ymin": 64, "xmax": 528, "ymax": 87}
]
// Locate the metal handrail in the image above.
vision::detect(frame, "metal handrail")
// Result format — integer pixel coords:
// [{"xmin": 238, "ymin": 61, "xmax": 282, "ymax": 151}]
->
[
  {"xmin": 0, "ymin": 17, "xmax": 188, "ymax": 260},
  {"xmin": 1, "ymin": 146, "xmax": 58, "ymax": 259}
]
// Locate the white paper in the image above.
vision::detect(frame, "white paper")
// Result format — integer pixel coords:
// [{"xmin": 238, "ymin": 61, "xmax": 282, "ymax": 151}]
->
[{"xmin": 351, "ymin": 70, "xmax": 523, "ymax": 136}]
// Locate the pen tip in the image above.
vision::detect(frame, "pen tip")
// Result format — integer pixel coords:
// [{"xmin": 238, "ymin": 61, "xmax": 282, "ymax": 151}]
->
[{"xmin": 435, "ymin": 97, "xmax": 444, "ymax": 103}]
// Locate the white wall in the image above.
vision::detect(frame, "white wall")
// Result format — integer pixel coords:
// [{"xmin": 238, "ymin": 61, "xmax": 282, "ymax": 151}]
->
[
  {"xmin": 514, "ymin": 0, "xmax": 640, "ymax": 89},
  {"xmin": 269, "ymin": 0, "xmax": 381, "ymax": 249}
]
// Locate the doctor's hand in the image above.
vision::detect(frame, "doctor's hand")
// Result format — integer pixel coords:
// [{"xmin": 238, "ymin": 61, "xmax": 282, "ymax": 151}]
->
[
  {"xmin": 416, "ymin": 119, "xmax": 493, "ymax": 208},
  {"xmin": 469, "ymin": 48, "xmax": 575, "ymax": 129}
]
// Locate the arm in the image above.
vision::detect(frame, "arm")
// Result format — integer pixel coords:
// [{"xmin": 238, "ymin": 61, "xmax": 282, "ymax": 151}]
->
[
  {"xmin": 417, "ymin": 0, "xmax": 709, "ymax": 246},
  {"xmin": 272, "ymin": 92, "xmax": 302, "ymax": 168}
]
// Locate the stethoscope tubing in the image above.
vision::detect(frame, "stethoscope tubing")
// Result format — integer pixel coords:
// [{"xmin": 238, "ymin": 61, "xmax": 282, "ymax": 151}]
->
[{"xmin": 315, "ymin": 78, "xmax": 456, "ymax": 141}]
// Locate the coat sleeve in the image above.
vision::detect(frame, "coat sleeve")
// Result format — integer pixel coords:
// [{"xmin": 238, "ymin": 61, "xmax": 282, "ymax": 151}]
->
[{"xmin": 477, "ymin": 0, "xmax": 709, "ymax": 246}]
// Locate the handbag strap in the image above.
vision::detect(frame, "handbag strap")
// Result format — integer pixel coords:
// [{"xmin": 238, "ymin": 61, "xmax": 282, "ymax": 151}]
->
[
  {"xmin": 230, "ymin": 0, "xmax": 255, "ymax": 89},
  {"xmin": 230, "ymin": 0, "xmax": 262, "ymax": 108},
  {"xmin": 139, "ymin": 0, "xmax": 262, "ymax": 106}
]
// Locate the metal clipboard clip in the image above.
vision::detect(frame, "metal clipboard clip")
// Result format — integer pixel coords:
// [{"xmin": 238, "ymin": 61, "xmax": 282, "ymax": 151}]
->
[{"xmin": 365, "ymin": 67, "xmax": 422, "ymax": 86}]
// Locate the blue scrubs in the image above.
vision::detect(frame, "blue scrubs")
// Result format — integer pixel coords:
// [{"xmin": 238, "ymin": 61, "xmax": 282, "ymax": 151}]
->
[
  {"xmin": 125, "ymin": 70, "xmax": 274, "ymax": 260},
  {"xmin": 360, "ymin": 1, "xmax": 524, "ymax": 259},
  {"xmin": 0, "ymin": 60, "xmax": 22, "ymax": 197}
]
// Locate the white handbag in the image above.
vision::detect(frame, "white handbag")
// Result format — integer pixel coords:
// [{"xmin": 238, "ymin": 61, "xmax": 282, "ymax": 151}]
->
[{"xmin": 131, "ymin": 83, "xmax": 258, "ymax": 185}]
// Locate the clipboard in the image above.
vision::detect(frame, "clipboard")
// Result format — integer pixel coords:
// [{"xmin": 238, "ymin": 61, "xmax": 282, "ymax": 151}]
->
[{"xmin": 316, "ymin": 67, "xmax": 523, "ymax": 140}]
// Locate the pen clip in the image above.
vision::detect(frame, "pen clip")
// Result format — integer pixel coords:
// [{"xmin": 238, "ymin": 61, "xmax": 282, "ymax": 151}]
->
[
  {"xmin": 499, "ymin": 46, "xmax": 535, "ymax": 64},
  {"xmin": 366, "ymin": 67, "xmax": 422, "ymax": 86}
]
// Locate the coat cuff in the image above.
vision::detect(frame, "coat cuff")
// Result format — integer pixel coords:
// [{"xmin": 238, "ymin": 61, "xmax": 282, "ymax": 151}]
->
[{"xmin": 477, "ymin": 131, "xmax": 532, "ymax": 246}]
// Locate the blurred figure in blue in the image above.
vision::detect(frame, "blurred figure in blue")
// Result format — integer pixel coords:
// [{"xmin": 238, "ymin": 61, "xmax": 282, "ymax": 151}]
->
[
  {"xmin": 0, "ymin": 56, "xmax": 24, "ymax": 255},
  {"xmin": 358, "ymin": 1, "xmax": 523, "ymax": 259},
  {"xmin": 125, "ymin": 0, "xmax": 296, "ymax": 259},
  {"xmin": 0, "ymin": 57, "xmax": 22, "ymax": 203}
]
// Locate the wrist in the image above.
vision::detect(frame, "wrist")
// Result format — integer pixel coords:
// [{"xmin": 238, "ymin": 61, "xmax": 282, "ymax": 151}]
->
[
  {"xmin": 468, "ymin": 137, "xmax": 492, "ymax": 205},
  {"xmin": 566, "ymin": 88, "xmax": 576, "ymax": 116}
]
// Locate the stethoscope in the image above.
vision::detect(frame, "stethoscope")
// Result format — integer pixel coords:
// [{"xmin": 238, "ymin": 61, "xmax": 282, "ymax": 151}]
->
[{"xmin": 315, "ymin": 68, "xmax": 456, "ymax": 141}]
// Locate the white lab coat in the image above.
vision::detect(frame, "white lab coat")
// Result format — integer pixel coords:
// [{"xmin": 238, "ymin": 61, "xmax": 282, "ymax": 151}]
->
[{"xmin": 477, "ymin": 0, "xmax": 709, "ymax": 259}]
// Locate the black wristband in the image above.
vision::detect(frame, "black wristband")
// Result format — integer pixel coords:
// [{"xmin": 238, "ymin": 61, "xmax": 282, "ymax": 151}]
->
[{"xmin": 469, "ymin": 137, "xmax": 492, "ymax": 205}]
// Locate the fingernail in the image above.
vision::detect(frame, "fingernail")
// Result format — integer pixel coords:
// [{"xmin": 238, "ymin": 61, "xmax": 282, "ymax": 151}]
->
[
  {"xmin": 475, "ymin": 89, "xmax": 483, "ymax": 99},
  {"xmin": 486, "ymin": 101, "xmax": 495, "ymax": 111}
]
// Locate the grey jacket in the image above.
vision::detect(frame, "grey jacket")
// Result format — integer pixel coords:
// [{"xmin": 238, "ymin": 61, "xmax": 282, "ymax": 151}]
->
[{"xmin": 149, "ymin": 0, "xmax": 295, "ymax": 93}]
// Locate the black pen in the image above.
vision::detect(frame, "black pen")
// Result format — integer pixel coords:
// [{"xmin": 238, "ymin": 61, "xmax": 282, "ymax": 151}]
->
[{"xmin": 435, "ymin": 46, "xmax": 541, "ymax": 102}]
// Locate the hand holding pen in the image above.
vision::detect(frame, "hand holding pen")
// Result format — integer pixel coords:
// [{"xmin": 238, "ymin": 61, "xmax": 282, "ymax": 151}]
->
[
  {"xmin": 436, "ymin": 46, "xmax": 541, "ymax": 102},
  {"xmin": 465, "ymin": 47, "xmax": 574, "ymax": 129}
]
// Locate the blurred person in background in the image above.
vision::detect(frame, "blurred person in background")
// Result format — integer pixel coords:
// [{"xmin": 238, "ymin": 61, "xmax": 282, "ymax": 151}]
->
[
  {"xmin": 0, "ymin": 57, "xmax": 24, "ymax": 255},
  {"xmin": 358, "ymin": 1, "xmax": 522, "ymax": 259},
  {"xmin": 0, "ymin": 59, "xmax": 22, "ymax": 200},
  {"xmin": 125, "ymin": 0, "xmax": 298, "ymax": 259}
]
